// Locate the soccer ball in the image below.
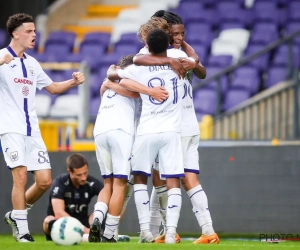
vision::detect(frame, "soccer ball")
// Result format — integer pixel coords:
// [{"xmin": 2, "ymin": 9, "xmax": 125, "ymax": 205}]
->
[{"xmin": 51, "ymin": 217, "xmax": 84, "ymax": 245}]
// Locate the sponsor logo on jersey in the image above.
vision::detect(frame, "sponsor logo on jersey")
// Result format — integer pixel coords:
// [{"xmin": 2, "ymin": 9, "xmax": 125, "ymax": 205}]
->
[
  {"xmin": 64, "ymin": 192, "xmax": 72, "ymax": 198},
  {"xmin": 14, "ymin": 78, "xmax": 33, "ymax": 85},
  {"xmin": 85, "ymin": 192, "xmax": 88, "ymax": 198}
]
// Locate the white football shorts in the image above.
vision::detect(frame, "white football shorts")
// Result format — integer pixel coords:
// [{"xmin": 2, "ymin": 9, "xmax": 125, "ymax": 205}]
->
[
  {"xmin": 0, "ymin": 133, "xmax": 51, "ymax": 171},
  {"xmin": 131, "ymin": 132, "xmax": 184, "ymax": 178},
  {"xmin": 95, "ymin": 129, "xmax": 133, "ymax": 179},
  {"xmin": 152, "ymin": 135, "xmax": 200, "ymax": 175},
  {"xmin": 181, "ymin": 135, "xmax": 200, "ymax": 174}
]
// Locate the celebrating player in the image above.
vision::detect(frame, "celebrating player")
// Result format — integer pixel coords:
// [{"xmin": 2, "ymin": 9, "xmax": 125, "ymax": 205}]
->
[
  {"xmin": 108, "ymin": 28, "xmax": 185, "ymax": 244},
  {"xmin": 43, "ymin": 153, "xmax": 104, "ymax": 241},
  {"xmin": 134, "ymin": 11, "xmax": 219, "ymax": 244},
  {"xmin": 1, "ymin": 13, "xmax": 84, "ymax": 242}
]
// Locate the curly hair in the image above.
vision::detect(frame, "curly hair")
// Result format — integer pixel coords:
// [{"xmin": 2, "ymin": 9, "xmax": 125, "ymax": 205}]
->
[
  {"xmin": 138, "ymin": 17, "xmax": 171, "ymax": 43},
  {"xmin": 146, "ymin": 28, "xmax": 169, "ymax": 54},
  {"xmin": 6, "ymin": 13, "xmax": 34, "ymax": 38},
  {"xmin": 152, "ymin": 10, "xmax": 183, "ymax": 25},
  {"xmin": 117, "ymin": 54, "xmax": 134, "ymax": 69}
]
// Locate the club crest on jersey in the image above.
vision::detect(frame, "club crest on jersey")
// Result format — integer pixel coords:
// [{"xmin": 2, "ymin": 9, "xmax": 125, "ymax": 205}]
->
[
  {"xmin": 10, "ymin": 151, "xmax": 18, "ymax": 162},
  {"xmin": 22, "ymin": 86, "xmax": 29, "ymax": 96},
  {"xmin": 28, "ymin": 66, "xmax": 34, "ymax": 76}
]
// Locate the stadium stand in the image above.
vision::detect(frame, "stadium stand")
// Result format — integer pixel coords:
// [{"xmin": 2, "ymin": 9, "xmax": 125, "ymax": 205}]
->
[{"xmin": 0, "ymin": 0, "xmax": 293, "ymax": 127}]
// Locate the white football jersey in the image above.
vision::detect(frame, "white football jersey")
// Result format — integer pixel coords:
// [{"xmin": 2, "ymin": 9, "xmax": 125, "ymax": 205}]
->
[
  {"xmin": 138, "ymin": 46, "xmax": 200, "ymax": 136},
  {"xmin": 118, "ymin": 64, "xmax": 185, "ymax": 135},
  {"xmin": 93, "ymin": 85, "xmax": 136, "ymax": 137},
  {"xmin": 0, "ymin": 47, "xmax": 52, "ymax": 136}
]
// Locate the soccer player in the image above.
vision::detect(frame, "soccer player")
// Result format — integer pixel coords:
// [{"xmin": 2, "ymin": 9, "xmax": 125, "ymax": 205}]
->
[
  {"xmin": 108, "ymin": 28, "xmax": 185, "ymax": 244},
  {"xmin": 135, "ymin": 11, "xmax": 220, "ymax": 244},
  {"xmin": 43, "ymin": 153, "xmax": 104, "ymax": 241},
  {"xmin": 1, "ymin": 13, "xmax": 85, "ymax": 242}
]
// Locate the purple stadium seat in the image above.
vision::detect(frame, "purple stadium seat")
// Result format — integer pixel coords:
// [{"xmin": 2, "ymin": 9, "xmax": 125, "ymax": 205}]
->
[
  {"xmin": 31, "ymin": 53, "xmax": 48, "ymax": 62},
  {"xmin": 231, "ymin": 75, "xmax": 260, "ymax": 95},
  {"xmin": 250, "ymin": 30, "xmax": 279, "ymax": 46},
  {"xmin": 177, "ymin": 1, "xmax": 204, "ymax": 13},
  {"xmin": 219, "ymin": 22, "xmax": 245, "ymax": 32},
  {"xmin": 207, "ymin": 55, "xmax": 233, "ymax": 67},
  {"xmin": 264, "ymin": 66, "xmax": 288, "ymax": 88},
  {"xmin": 253, "ymin": 2, "xmax": 280, "ymax": 25},
  {"xmin": 244, "ymin": 45, "xmax": 270, "ymax": 71},
  {"xmin": 33, "ymin": 31, "xmax": 41, "ymax": 52},
  {"xmin": 185, "ymin": 23, "xmax": 212, "ymax": 36},
  {"xmin": 234, "ymin": 66, "xmax": 260, "ymax": 79},
  {"xmin": 100, "ymin": 53, "xmax": 124, "ymax": 69},
  {"xmin": 114, "ymin": 44, "xmax": 139, "ymax": 55},
  {"xmin": 185, "ymin": 31, "xmax": 213, "ymax": 47},
  {"xmin": 65, "ymin": 86, "xmax": 78, "ymax": 95},
  {"xmin": 90, "ymin": 97, "xmax": 101, "ymax": 118},
  {"xmin": 223, "ymin": 88, "xmax": 251, "ymax": 111},
  {"xmin": 180, "ymin": 9, "xmax": 218, "ymax": 27},
  {"xmin": 253, "ymin": 23, "xmax": 278, "ymax": 34},
  {"xmin": 44, "ymin": 43, "xmax": 71, "ymax": 61},
  {"xmin": 80, "ymin": 43, "xmax": 106, "ymax": 56},
  {"xmin": 46, "ymin": 30, "xmax": 76, "ymax": 51},
  {"xmin": 200, "ymin": 66, "xmax": 229, "ymax": 94},
  {"xmin": 116, "ymin": 33, "xmax": 139, "ymax": 45},
  {"xmin": 90, "ymin": 72, "xmax": 103, "ymax": 98},
  {"xmin": 0, "ymin": 28, "xmax": 7, "ymax": 47},
  {"xmin": 193, "ymin": 89, "xmax": 217, "ymax": 115},
  {"xmin": 195, "ymin": 111, "xmax": 205, "ymax": 122},
  {"xmin": 286, "ymin": 22, "xmax": 300, "ymax": 45},
  {"xmin": 272, "ymin": 45, "xmax": 300, "ymax": 68},
  {"xmin": 288, "ymin": 1, "xmax": 300, "ymax": 22},
  {"xmin": 82, "ymin": 32, "xmax": 111, "ymax": 47}
]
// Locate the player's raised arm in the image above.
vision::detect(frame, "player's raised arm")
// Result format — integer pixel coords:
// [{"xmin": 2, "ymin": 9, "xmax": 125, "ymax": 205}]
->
[
  {"xmin": 107, "ymin": 64, "xmax": 122, "ymax": 81},
  {"xmin": 119, "ymin": 78, "xmax": 168, "ymax": 102},
  {"xmin": 45, "ymin": 72, "xmax": 85, "ymax": 94}
]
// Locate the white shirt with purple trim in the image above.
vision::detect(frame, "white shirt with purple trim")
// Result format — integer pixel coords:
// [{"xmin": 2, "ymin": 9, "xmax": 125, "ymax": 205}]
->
[
  {"xmin": 138, "ymin": 46, "xmax": 200, "ymax": 137},
  {"xmin": 0, "ymin": 47, "xmax": 52, "ymax": 136},
  {"xmin": 117, "ymin": 63, "xmax": 185, "ymax": 136}
]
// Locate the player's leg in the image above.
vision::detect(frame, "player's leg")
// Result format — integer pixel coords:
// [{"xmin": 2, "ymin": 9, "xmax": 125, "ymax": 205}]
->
[
  {"xmin": 181, "ymin": 135, "xmax": 219, "ymax": 244},
  {"xmin": 89, "ymin": 133, "xmax": 112, "ymax": 242},
  {"xmin": 43, "ymin": 215, "xmax": 56, "ymax": 241},
  {"xmin": 1, "ymin": 133, "xmax": 33, "ymax": 242},
  {"xmin": 101, "ymin": 130, "xmax": 133, "ymax": 242},
  {"xmin": 25, "ymin": 136, "xmax": 52, "ymax": 207},
  {"xmin": 159, "ymin": 132, "xmax": 184, "ymax": 244},
  {"xmin": 131, "ymin": 134, "xmax": 158, "ymax": 243},
  {"xmin": 25, "ymin": 169, "xmax": 52, "ymax": 205},
  {"xmin": 150, "ymin": 163, "xmax": 167, "ymax": 239}
]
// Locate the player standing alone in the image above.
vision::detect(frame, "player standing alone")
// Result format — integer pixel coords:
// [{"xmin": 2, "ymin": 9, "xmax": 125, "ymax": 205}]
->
[{"xmin": 0, "ymin": 13, "xmax": 84, "ymax": 242}]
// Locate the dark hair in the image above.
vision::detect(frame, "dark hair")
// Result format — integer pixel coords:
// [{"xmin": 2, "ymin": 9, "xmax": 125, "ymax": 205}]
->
[
  {"xmin": 152, "ymin": 10, "xmax": 183, "ymax": 25},
  {"xmin": 146, "ymin": 29, "xmax": 169, "ymax": 54},
  {"xmin": 6, "ymin": 13, "xmax": 34, "ymax": 38},
  {"xmin": 66, "ymin": 153, "xmax": 88, "ymax": 172},
  {"xmin": 117, "ymin": 54, "xmax": 134, "ymax": 69}
]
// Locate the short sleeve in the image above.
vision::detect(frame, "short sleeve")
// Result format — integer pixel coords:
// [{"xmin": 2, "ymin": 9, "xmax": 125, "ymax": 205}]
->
[
  {"xmin": 35, "ymin": 60, "xmax": 53, "ymax": 90},
  {"xmin": 117, "ymin": 65, "xmax": 139, "ymax": 82},
  {"xmin": 50, "ymin": 177, "xmax": 66, "ymax": 200},
  {"xmin": 138, "ymin": 47, "xmax": 150, "ymax": 55}
]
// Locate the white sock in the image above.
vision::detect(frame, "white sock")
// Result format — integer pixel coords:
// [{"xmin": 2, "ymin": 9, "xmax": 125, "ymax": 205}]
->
[
  {"xmin": 149, "ymin": 187, "xmax": 160, "ymax": 237},
  {"xmin": 123, "ymin": 176, "xmax": 134, "ymax": 209},
  {"xmin": 103, "ymin": 213, "xmax": 120, "ymax": 239},
  {"xmin": 26, "ymin": 204, "xmax": 33, "ymax": 212},
  {"xmin": 93, "ymin": 202, "xmax": 108, "ymax": 224},
  {"xmin": 134, "ymin": 184, "xmax": 150, "ymax": 232},
  {"xmin": 166, "ymin": 188, "xmax": 181, "ymax": 237},
  {"xmin": 114, "ymin": 225, "xmax": 119, "ymax": 239},
  {"xmin": 156, "ymin": 185, "xmax": 168, "ymax": 225},
  {"xmin": 12, "ymin": 209, "xmax": 29, "ymax": 236},
  {"xmin": 187, "ymin": 185, "xmax": 215, "ymax": 236}
]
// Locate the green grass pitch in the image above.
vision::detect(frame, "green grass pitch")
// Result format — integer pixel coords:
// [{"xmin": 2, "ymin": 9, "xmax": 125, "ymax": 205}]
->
[{"xmin": 0, "ymin": 235, "xmax": 299, "ymax": 250}]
